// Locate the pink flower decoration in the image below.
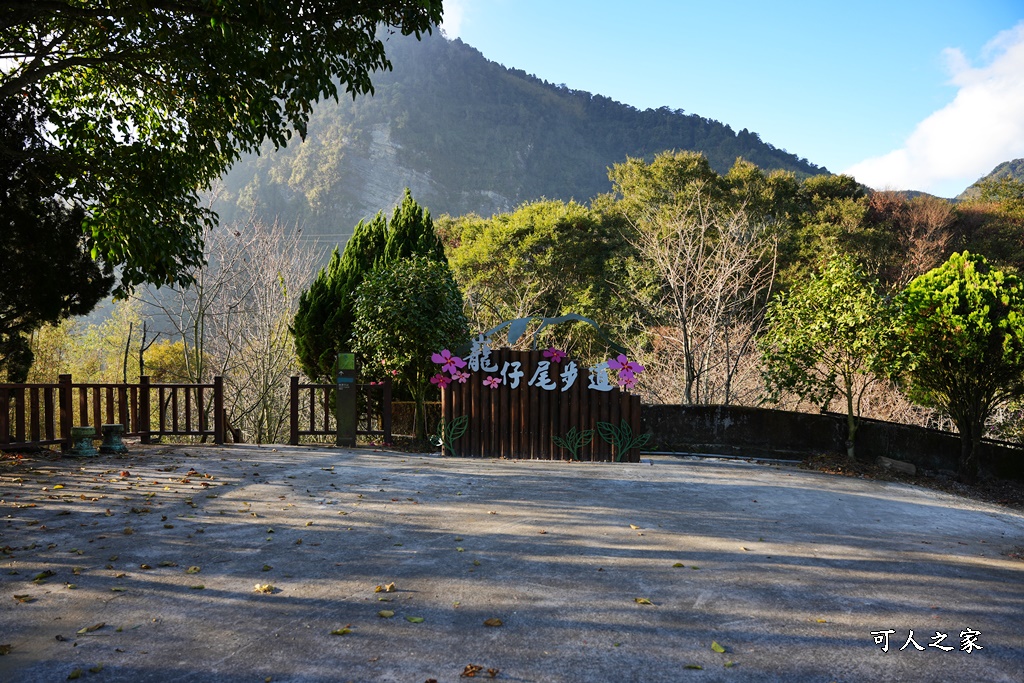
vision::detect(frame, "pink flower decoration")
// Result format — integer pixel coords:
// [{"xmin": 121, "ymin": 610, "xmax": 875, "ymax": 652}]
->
[
  {"xmin": 607, "ymin": 354, "xmax": 629, "ymax": 371},
  {"xmin": 431, "ymin": 349, "xmax": 467, "ymax": 375},
  {"xmin": 430, "ymin": 372, "xmax": 452, "ymax": 388},
  {"xmin": 483, "ymin": 376, "xmax": 501, "ymax": 389},
  {"xmin": 618, "ymin": 368, "xmax": 635, "ymax": 383},
  {"xmin": 620, "ymin": 375, "xmax": 638, "ymax": 390},
  {"xmin": 543, "ymin": 346, "xmax": 567, "ymax": 363},
  {"xmin": 454, "ymin": 370, "xmax": 471, "ymax": 384},
  {"xmin": 625, "ymin": 360, "xmax": 645, "ymax": 375}
]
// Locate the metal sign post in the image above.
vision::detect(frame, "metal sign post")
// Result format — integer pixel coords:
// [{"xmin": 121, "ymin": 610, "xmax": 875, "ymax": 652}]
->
[{"xmin": 336, "ymin": 353, "xmax": 357, "ymax": 447}]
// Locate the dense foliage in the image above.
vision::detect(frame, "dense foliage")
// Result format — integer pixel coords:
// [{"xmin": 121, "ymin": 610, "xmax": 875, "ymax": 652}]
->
[
  {"xmin": 0, "ymin": 92, "xmax": 113, "ymax": 381},
  {"xmin": 215, "ymin": 30, "xmax": 827, "ymax": 237},
  {"xmin": 760, "ymin": 257, "xmax": 888, "ymax": 459},
  {"xmin": 887, "ymin": 252, "xmax": 1024, "ymax": 481},
  {"xmin": 292, "ymin": 189, "xmax": 445, "ymax": 383},
  {"xmin": 351, "ymin": 257, "xmax": 469, "ymax": 440},
  {"xmin": 0, "ymin": 0, "xmax": 443, "ymax": 292}
]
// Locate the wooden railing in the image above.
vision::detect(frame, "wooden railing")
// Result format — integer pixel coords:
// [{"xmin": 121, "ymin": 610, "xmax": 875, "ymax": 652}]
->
[
  {"xmin": 288, "ymin": 377, "xmax": 392, "ymax": 445},
  {"xmin": 1, "ymin": 375, "xmax": 226, "ymax": 450}
]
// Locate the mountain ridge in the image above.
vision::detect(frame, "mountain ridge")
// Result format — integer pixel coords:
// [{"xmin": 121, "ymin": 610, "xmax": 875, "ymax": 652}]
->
[{"xmin": 214, "ymin": 31, "xmax": 829, "ymax": 239}]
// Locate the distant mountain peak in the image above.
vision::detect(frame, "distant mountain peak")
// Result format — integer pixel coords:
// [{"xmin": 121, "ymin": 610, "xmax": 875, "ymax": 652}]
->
[{"xmin": 957, "ymin": 158, "xmax": 1024, "ymax": 200}]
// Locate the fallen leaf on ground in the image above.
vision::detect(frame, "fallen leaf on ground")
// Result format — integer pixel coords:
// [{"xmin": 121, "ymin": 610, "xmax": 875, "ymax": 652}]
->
[
  {"xmin": 253, "ymin": 584, "xmax": 275, "ymax": 594},
  {"xmin": 634, "ymin": 597, "xmax": 653, "ymax": 605},
  {"xmin": 483, "ymin": 618, "xmax": 503, "ymax": 627},
  {"xmin": 724, "ymin": 661, "xmax": 736, "ymax": 668},
  {"xmin": 67, "ymin": 668, "xmax": 82, "ymax": 680},
  {"xmin": 629, "ymin": 524, "xmax": 640, "ymax": 530},
  {"xmin": 330, "ymin": 628, "xmax": 352, "ymax": 636},
  {"xmin": 711, "ymin": 641, "xmax": 726, "ymax": 653},
  {"xmin": 185, "ymin": 566, "xmax": 201, "ymax": 574},
  {"xmin": 487, "ymin": 669, "xmax": 499, "ymax": 679},
  {"xmin": 374, "ymin": 582, "xmax": 396, "ymax": 593},
  {"xmin": 76, "ymin": 623, "xmax": 105, "ymax": 635},
  {"xmin": 683, "ymin": 664, "xmax": 703, "ymax": 670},
  {"xmin": 32, "ymin": 570, "xmax": 56, "ymax": 583},
  {"xmin": 13, "ymin": 595, "xmax": 34, "ymax": 603},
  {"xmin": 672, "ymin": 562, "xmax": 685, "ymax": 568},
  {"xmin": 377, "ymin": 610, "xmax": 395, "ymax": 618},
  {"xmin": 405, "ymin": 616, "xmax": 424, "ymax": 623},
  {"xmin": 460, "ymin": 664, "xmax": 483, "ymax": 677},
  {"xmin": 0, "ymin": 644, "xmax": 11, "ymax": 655},
  {"xmin": 190, "ymin": 585, "xmax": 205, "ymax": 590}
]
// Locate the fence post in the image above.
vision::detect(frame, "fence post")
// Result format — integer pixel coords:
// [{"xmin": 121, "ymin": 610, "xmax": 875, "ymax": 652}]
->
[
  {"xmin": 139, "ymin": 376, "xmax": 151, "ymax": 444},
  {"xmin": 213, "ymin": 376, "xmax": 225, "ymax": 445},
  {"xmin": 0, "ymin": 386, "xmax": 8, "ymax": 447},
  {"xmin": 289, "ymin": 376, "xmax": 299, "ymax": 446},
  {"xmin": 58, "ymin": 374, "xmax": 73, "ymax": 450},
  {"xmin": 382, "ymin": 379, "xmax": 392, "ymax": 444}
]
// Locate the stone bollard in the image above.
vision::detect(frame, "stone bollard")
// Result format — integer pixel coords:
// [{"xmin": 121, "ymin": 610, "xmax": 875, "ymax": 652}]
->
[
  {"xmin": 100, "ymin": 424, "xmax": 129, "ymax": 455},
  {"xmin": 69, "ymin": 426, "xmax": 98, "ymax": 457}
]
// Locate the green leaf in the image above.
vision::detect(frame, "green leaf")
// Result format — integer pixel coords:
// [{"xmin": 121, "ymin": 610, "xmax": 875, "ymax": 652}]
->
[
  {"xmin": 404, "ymin": 616, "xmax": 424, "ymax": 623},
  {"xmin": 711, "ymin": 641, "xmax": 726, "ymax": 653},
  {"xmin": 330, "ymin": 628, "xmax": 352, "ymax": 636}
]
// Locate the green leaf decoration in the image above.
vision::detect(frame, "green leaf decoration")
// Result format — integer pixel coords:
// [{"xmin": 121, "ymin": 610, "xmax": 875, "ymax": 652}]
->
[
  {"xmin": 433, "ymin": 415, "xmax": 469, "ymax": 457},
  {"xmin": 449, "ymin": 415, "xmax": 469, "ymax": 440},
  {"xmin": 551, "ymin": 426, "xmax": 596, "ymax": 460},
  {"xmin": 596, "ymin": 420, "xmax": 651, "ymax": 460},
  {"xmin": 596, "ymin": 421, "xmax": 620, "ymax": 445}
]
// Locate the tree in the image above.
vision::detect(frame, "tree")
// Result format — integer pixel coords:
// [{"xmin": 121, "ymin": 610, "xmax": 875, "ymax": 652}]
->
[
  {"xmin": 139, "ymin": 218, "xmax": 315, "ymax": 444},
  {"xmin": 444, "ymin": 200, "xmax": 629, "ymax": 362},
  {"xmin": 292, "ymin": 189, "xmax": 444, "ymax": 383},
  {"xmin": 351, "ymin": 257, "xmax": 469, "ymax": 441},
  {"xmin": 886, "ymin": 252, "xmax": 1024, "ymax": 481},
  {"xmin": 1, "ymin": 0, "xmax": 443, "ymax": 292},
  {"xmin": 760, "ymin": 256, "xmax": 888, "ymax": 460},
  {"xmin": 0, "ymin": 91, "xmax": 113, "ymax": 380},
  {"xmin": 607, "ymin": 152, "xmax": 781, "ymax": 405}
]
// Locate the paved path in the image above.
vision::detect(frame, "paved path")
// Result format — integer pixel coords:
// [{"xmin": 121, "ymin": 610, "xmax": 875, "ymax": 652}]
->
[{"xmin": 1, "ymin": 445, "xmax": 1022, "ymax": 682}]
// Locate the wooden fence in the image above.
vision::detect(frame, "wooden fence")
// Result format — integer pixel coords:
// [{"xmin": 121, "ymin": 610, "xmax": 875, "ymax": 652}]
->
[
  {"xmin": 440, "ymin": 349, "xmax": 642, "ymax": 462},
  {"xmin": 288, "ymin": 377, "xmax": 392, "ymax": 445},
  {"xmin": 1, "ymin": 375, "xmax": 225, "ymax": 450}
]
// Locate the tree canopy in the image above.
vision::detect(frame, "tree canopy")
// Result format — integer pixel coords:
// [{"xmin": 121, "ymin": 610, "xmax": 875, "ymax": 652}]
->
[
  {"xmin": 0, "ymin": 0, "xmax": 443, "ymax": 292},
  {"xmin": 887, "ymin": 252, "xmax": 1024, "ymax": 481},
  {"xmin": 760, "ymin": 256, "xmax": 887, "ymax": 459},
  {"xmin": 292, "ymin": 189, "xmax": 445, "ymax": 383},
  {"xmin": 0, "ymin": 91, "xmax": 113, "ymax": 381},
  {"xmin": 351, "ymin": 257, "xmax": 469, "ymax": 440}
]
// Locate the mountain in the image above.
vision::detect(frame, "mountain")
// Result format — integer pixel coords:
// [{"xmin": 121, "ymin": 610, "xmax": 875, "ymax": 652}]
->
[
  {"xmin": 214, "ymin": 31, "xmax": 827, "ymax": 242},
  {"xmin": 957, "ymin": 159, "xmax": 1024, "ymax": 200}
]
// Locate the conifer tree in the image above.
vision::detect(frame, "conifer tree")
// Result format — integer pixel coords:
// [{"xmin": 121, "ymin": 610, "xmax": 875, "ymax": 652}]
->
[{"xmin": 291, "ymin": 189, "xmax": 445, "ymax": 382}]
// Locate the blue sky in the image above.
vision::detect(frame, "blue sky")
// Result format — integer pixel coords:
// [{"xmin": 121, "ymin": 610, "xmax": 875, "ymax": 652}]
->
[{"xmin": 440, "ymin": 1, "xmax": 1024, "ymax": 197}]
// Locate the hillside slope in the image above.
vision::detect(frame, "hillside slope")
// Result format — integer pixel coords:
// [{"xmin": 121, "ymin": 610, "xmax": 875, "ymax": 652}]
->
[{"xmin": 215, "ymin": 31, "xmax": 827, "ymax": 240}]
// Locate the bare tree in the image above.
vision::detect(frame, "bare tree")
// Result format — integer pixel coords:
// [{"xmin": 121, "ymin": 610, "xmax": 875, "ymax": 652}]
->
[
  {"xmin": 626, "ymin": 182, "xmax": 778, "ymax": 405},
  {"xmin": 139, "ymin": 217, "xmax": 315, "ymax": 443}
]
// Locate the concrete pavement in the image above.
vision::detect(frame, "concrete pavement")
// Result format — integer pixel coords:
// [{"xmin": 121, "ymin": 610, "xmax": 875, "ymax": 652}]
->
[{"xmin": 1, "ymin": 445, "xmax": 1022, "ymax": 682}]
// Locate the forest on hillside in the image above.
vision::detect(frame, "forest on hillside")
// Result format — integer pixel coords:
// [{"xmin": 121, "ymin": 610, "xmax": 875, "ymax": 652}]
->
[
  {"xmin": 22, "ymin": 150, "xmax": 1024, "ymax": 477},
  {"xmin": 213, "ymin": 31, "xmax": 826, "ymax": 240}
]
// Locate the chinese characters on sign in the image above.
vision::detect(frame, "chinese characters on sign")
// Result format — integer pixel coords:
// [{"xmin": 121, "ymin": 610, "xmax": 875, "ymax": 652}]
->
[
  {"xmin": 870, "ymin": 629, "xmax": 983, "ymax": 653},
  {"xmin": 431, "ymin": 336, "xmax": 644, "ymax": 393}
]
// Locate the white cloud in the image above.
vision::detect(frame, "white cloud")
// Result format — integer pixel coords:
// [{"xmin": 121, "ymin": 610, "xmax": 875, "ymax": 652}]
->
[
  {"xmin": 439, "ymin": 0, "xmax": 467, "ymax": 38},
  {"xmin": 846, "ymin": 21, "xmax": 1024, "ymax": 197}
]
